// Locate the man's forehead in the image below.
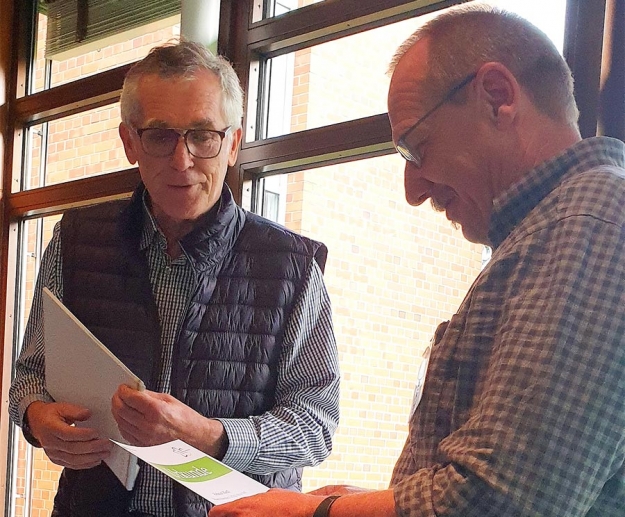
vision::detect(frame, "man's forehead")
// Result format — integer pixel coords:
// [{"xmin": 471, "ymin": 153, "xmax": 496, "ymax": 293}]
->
[
  {"xmin": 132, "ymin": 70, "xmax": 225, "ymax": 126},
  {"xmin": 136, "ymin": 69, "xmax": 218, "ymax": 89},
  {"xmin": 388, "ymin": 79, "xmax": 430, "ymax": 134},
  {"xmin": 388, "ymin": 38, "xmax": 431, "ymax": 121},
  {"xmin": 140, "ymin": 117, "xmax": 218, "ymax": 129}
]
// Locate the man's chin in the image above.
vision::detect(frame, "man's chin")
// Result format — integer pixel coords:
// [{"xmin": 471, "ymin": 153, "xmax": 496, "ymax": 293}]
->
[
  {"xmin": 443, "ymin": 208, "xmax": 460, "ymax": 229},
  {"xmin": 460, "ymin": 224, "xmax": 490, "ymax": 244}
]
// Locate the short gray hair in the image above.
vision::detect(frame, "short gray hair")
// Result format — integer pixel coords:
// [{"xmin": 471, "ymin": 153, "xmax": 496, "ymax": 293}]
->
[
  {"xmin": 388, "ymin": 4, "xmax": 579, "ymax": 127},
  {"xmin": 120, "ymin": 40, "xmax": 244, "ymax": 129}
]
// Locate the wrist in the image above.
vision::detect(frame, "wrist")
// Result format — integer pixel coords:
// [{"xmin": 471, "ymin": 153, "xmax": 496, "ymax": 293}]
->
[
  {"xmin": 312, "ymin": 495, "xmax": 341, "ymax": 517},
  {"xmin": 22, "ymin": 402, "xmax": 43, "ymax": 447},
  {"xmin": 196, "ymin": 418, "xmax": 228, "ymax": 460}
]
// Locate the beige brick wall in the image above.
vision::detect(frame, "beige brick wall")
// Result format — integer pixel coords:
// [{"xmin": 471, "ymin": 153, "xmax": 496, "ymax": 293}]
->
[
  {"xmin": 285, "ymin": 17, "xmax": 483, "ymax": 490},
  {"xmin": 292, "ymin": 156, "xmax": 481, "ymax": 492}
]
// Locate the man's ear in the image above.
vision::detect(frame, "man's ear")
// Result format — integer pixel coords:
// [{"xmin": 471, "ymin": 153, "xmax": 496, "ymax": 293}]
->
[
  {"xmin": 227, "ymin": 127, "xmax": 243, "ymax": 167},
  {"xmin": 475, "ymin": 62, "xmax": 520, "ymax": 128},
  {"xmin": 119, "ymin": 122, "xmax": 139, "ymax": 165}
]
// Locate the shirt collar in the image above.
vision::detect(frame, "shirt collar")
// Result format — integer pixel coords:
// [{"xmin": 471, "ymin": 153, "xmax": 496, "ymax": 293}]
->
[
  {"xmin": 139, "ymin": 189, "xmax": 164, "ymax": 252},
  {"xmin": 488, "ymin": 137, "xmax": 625, "ymax": 249},
  {"xmin": 137, "ymin": 188, "xmax": 224, "ymax": 253}
]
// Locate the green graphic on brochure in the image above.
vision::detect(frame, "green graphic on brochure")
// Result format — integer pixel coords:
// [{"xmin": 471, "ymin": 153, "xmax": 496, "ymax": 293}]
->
[{"xmin": 154, "ymin": 456, "xmax": 231, "ymax": 483}]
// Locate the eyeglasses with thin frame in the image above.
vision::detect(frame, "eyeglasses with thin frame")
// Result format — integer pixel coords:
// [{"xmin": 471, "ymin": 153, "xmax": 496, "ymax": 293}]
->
[
  {"xmin": 135, "ymin": 126, "xmax": 232, "ymax": 159},
  {"xmin": 395, "ymin": 72, "xmax": 477, "ymax": 168}
]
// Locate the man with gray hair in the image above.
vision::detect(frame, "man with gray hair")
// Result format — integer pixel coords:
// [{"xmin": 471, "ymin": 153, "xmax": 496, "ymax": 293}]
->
[
  {"xmin": 9, "ymin": 41, "xmax": 340, "ymax": 517},
  {"xmin": 211, "ymin": 5, "xmax": 625, "ymax": 517}
]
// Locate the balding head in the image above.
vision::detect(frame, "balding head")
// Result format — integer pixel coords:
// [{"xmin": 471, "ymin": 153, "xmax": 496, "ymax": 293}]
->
[{"xmin": 389, "ymin": 4, "xmax": 579, "ymax": 129}]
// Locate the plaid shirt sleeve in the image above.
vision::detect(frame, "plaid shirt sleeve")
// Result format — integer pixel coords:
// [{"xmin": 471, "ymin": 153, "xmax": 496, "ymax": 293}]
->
[
  {"xmin": 219, "ymin": 259, "xmax": 340, "ymax": 473},
  {"xmin": 393, "ymin": 170, "xmax": 625, "ymax": 516},
  {"xmin": 8, "ymin": 223, "xmax": 63, "ymax": 428}
]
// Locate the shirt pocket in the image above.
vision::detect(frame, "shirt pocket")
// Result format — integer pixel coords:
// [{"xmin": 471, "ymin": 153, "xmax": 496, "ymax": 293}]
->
[{"xmin": 408, "ymin": 314, "xmax": 463, "ymax": 461}]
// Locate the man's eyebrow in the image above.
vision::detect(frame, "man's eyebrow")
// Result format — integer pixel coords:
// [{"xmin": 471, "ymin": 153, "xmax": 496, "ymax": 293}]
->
[
  {"xmin": 142, "ymin": 119, "xmax": 219, "ymax": 129},
  {"xmin": 142, "ymin": 119, "xmax": 169, "ymax": 129},
  {"xmin": 189, "ymin": 119, "xmax": 219, "ymax": 129}
]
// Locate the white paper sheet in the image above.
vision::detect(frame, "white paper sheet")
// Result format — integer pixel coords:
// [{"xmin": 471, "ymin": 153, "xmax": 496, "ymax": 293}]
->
[
  {"xmin": 113, "ymin": 439, "xmax": 269, "ymax": 505},
  {"xmin": 43, "ymin": 287, "xmax": 145, "ymax": 489}
]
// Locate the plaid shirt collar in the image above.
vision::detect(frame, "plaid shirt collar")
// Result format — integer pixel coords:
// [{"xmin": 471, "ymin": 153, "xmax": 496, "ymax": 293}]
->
[
  {"xmin": 137, "ymin": 188, "xmax": 223, "ymax": 255},
  {"xmin": 139, "ymin": 189, "xmax": 164, "ymax": 253},
  {"xmin": 488, "ymin": 136, "xmax": 625, "ymax": 249}
]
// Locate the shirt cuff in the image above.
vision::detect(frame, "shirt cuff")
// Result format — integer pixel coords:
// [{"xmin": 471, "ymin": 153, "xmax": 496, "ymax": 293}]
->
[
  {"xmin": 216, "ymin": 418, "xmax": 260, "ymax": 472},
  {"xmin": 18, "ymin": 393, "xmax": 54, "ymax": 447},
  {"xmin": 18, "ymin": 393, "xmax": 53, "ymax": 426}
]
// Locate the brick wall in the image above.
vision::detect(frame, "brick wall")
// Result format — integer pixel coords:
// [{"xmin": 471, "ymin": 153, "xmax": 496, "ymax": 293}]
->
[
  {"xmin": 295, "ymin": 156, "xmax": 482, "ymax": 491},
  {"xmin": 281, "ymin": 12, "xmax": 483, "ymax": 490}
]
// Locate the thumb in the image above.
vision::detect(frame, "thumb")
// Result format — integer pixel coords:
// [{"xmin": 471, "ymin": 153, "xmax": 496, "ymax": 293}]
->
[{"xmin": 56, "ymin": 403, "xmax": 92, "ymax": 424}]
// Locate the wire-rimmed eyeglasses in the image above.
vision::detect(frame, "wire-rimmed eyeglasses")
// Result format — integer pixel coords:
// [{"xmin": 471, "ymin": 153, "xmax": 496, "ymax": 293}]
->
[
  {"xmin": 395, "ymin": 72, "xmax": 477, "ymax": 168},
  {"xmin": 135, "ymin": 126, "xmax": 232, "ymax": 159}
]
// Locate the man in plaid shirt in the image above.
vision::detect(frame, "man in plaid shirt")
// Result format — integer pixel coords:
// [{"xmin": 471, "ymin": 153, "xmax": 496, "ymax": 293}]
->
[{"xmin": 212, "ymin": 5, "xmax": 625, "ymax": 517}]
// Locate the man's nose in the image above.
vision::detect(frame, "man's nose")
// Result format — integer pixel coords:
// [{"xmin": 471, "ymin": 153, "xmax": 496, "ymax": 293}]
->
[
  {"xmin": 404, "ymin": 162, "xmax": 432, "ymax": 206},
  {"xmin": 170, "ymin": 135, "xmax": 194, "ymax": 170}
]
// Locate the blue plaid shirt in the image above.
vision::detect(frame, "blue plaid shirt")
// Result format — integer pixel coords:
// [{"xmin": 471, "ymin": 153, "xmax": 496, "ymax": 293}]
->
[{"xmin": 391, "ymin": 137, "xmax": 625, "ymax": 516}]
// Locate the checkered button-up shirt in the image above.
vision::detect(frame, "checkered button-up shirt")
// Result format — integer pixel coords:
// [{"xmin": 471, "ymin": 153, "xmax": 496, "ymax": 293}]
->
[{"xmin": 391, "ymin": 137, "xmax": 625, "ymax": 516}]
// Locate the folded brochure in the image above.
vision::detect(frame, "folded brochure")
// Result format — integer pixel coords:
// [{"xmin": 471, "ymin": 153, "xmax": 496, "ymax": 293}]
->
[
  {"xmin": 43, "ymin": 287, "xmax": 144, "ymax": 489},
  {"xmin": 113, "ymin": 439, "xmax": 269, "ymax": 505}
]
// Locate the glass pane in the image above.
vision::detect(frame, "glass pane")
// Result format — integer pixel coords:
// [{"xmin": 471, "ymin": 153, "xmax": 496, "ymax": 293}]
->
[
  {"xmin": 31, "ymin": 12, "xmax": 180, "ymax": 93},
  {"xmin": 259, "ymin": 175, "xmax": 287, "ymax": 223},
  {"xmin": 246, "ymin": 155, "xmax": 484, "ymax": 490},
  {"xmin": 492, "ymin": 0, "xmax": 566, "ymax": 49},
  {"xmin": 11, "ymin": 215, "xmax": 63, "ymax": 517},
  {"xmin": 21, "ymin": 103, "xmax": 127, "ymax": 192},
  {"xmin": 262, "ymin": 190, "xmax": 280, "ymax": 221},
  {"xmin": 256, "ymin": 0, "xmax": 326, "ymax": 21},
  {"xmin": 254, "ymin": 0, "xmax": 566, "ymax": 140},
  {"xmin": 256, "ymin": 19, "xmax": 415, "ymax": 140}
]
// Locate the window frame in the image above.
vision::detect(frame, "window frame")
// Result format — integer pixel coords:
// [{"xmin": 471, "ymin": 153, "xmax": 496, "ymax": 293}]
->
[{"xmin": 221, "ymin": 0, "xmax": 611, "ymax": 191}]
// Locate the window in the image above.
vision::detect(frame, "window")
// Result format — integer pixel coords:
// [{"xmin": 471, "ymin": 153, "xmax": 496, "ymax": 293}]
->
[
  {"xmin": 260, "ymin": 183, "xmax": 282, "ymax": 222},
  {"xmin": 10, "ymin": 215, "xmax": 63, "ymax": 517},
  {"xmin": 1, "ymin": 0, "xmax": 620, "ymax": 513},
  {"xmin": 22, "ymin": 104, "xmax": 126, "ymax": 191},
  {"xmin": 32, "ymin": 3, "xmax": 180, "ymax": 93},
  {"xmin": 256, "ymin": 18, "xmax": 420, "ymax": 140}
]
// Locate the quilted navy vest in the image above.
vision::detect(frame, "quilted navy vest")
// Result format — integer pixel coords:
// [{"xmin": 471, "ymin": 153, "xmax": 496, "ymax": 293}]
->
[{"xmin": 52, "ymin": 184, "xmax": 327, "ymax": 517}]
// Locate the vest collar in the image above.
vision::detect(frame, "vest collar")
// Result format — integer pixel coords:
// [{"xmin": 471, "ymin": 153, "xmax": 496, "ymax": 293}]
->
[{"xmin": 119, "ymin": 182, "xmax": 246, "ymax": 272}]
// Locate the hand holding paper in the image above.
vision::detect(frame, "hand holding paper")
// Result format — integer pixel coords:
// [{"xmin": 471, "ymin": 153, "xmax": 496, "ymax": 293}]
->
[
  {"xmin": 112, "ymin": 385, "xmax": 228, "ymax": 459},
  {"xmin": 43, "ymin": 287, "xmax": 144, "ymax": 488},
  {"xmin": 26, "ymin": 400, "xmax": 113, "ymax": 469}
]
